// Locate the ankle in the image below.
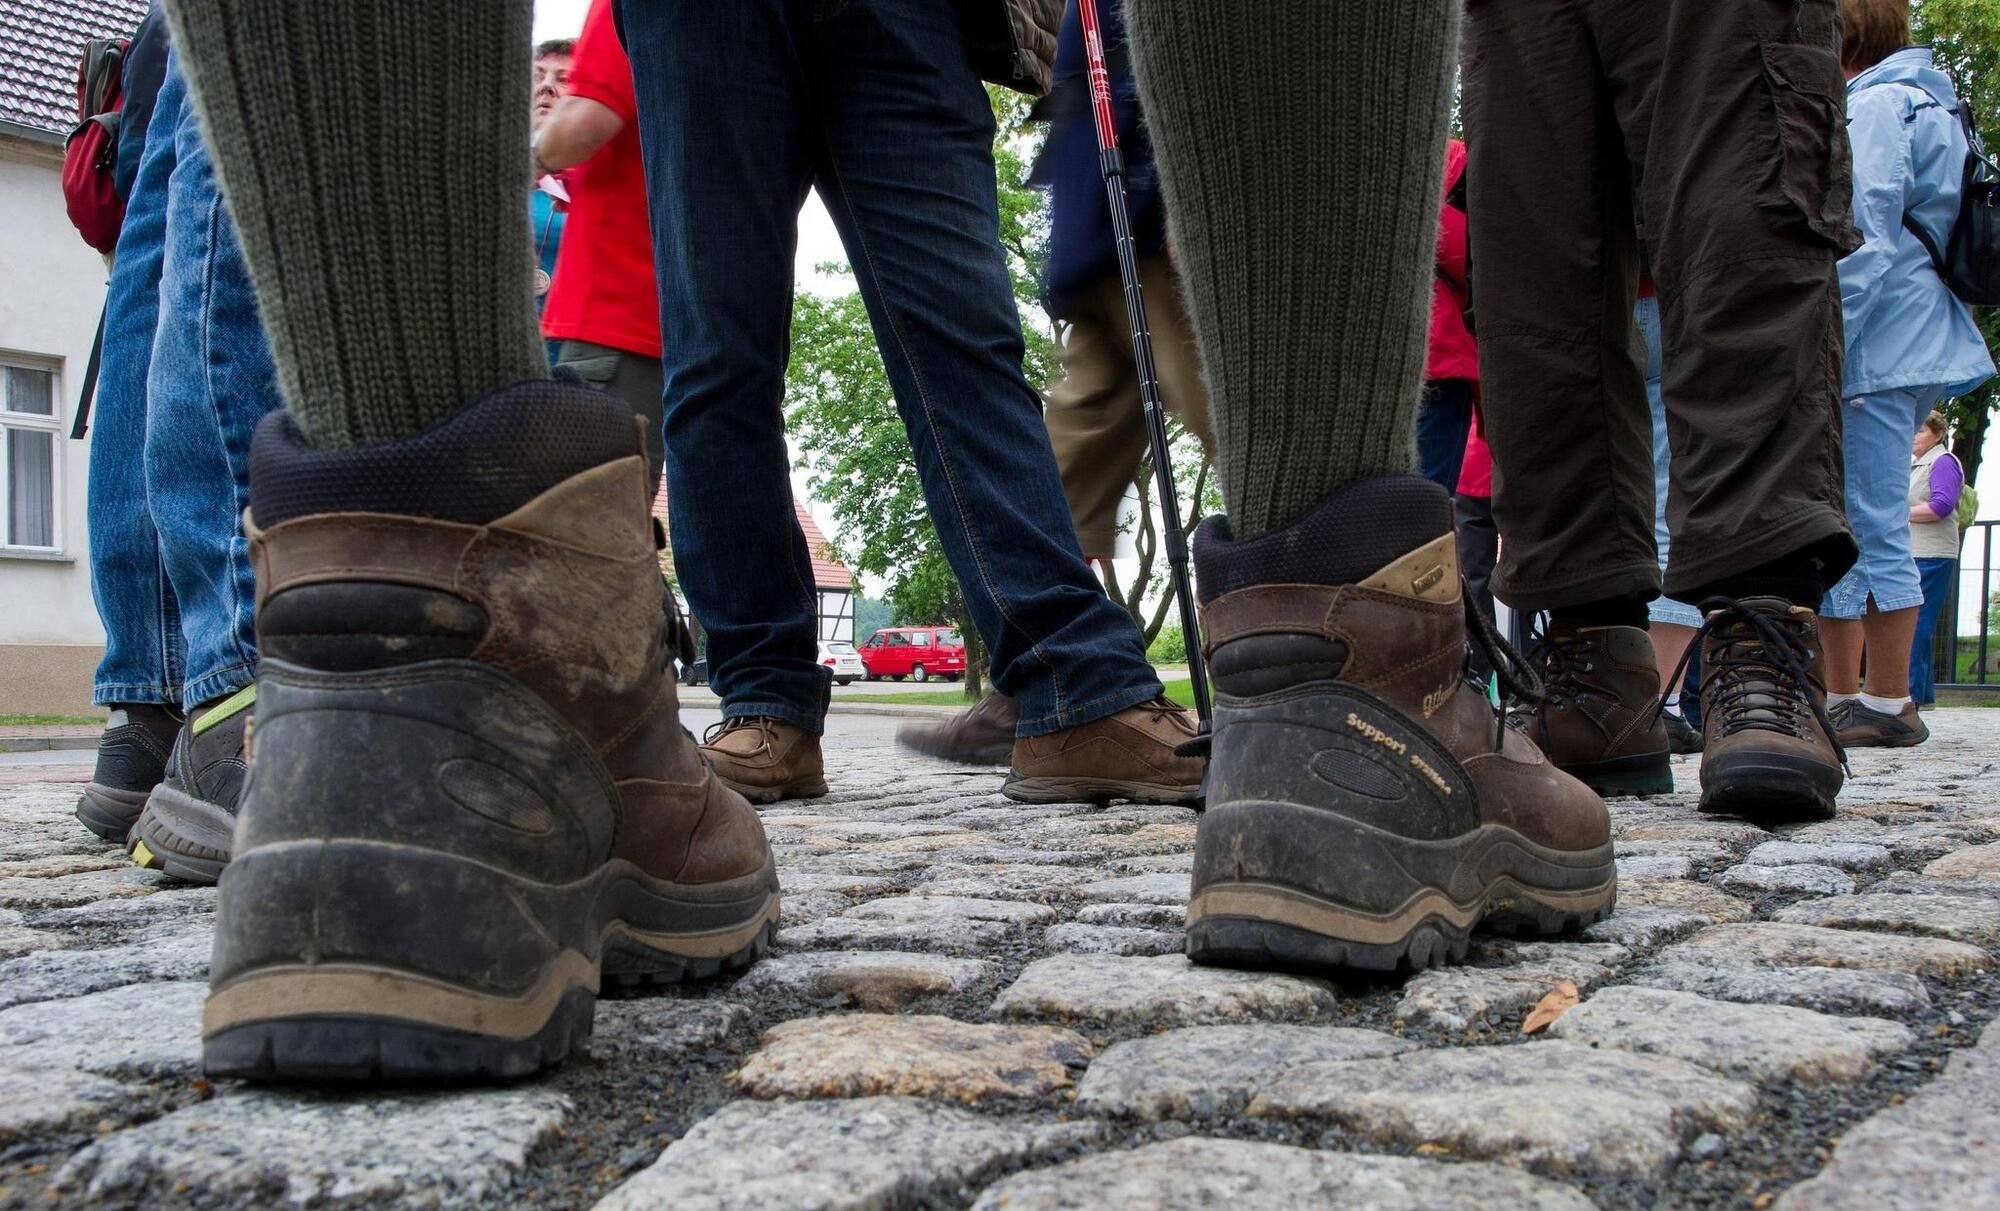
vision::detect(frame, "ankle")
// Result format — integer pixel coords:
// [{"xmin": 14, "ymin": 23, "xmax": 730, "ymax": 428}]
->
[{"xmin": 1859, "ymin": 691, "xmax": 1912, "ymax": 715}]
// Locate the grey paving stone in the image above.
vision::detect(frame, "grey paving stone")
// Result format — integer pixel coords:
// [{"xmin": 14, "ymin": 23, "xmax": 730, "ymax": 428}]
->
[
  {"xmin": 1785, "ymin": 822, "xmax": 1960, "ymax": 863},
  {"xmin": 1078, "ymin": 872, "xmax": 1190, "ymax": 905},
  {"xmin": 735, "ymin": 1014, "xmax": 1090, "ymax": 1103},
  {"xmin": 1775, "ymin": 1017, "xmax": 2000, "ymax": 1210},
  {"xmin": 1108, "ymin": 852, "xmax": 1195, "ymax": 874},
  {"xmin": 1580, "ymin": 907, "xmax": 1711, "ymax": 949},
  {"xmin": 969, "ymin": 1137, "xmax": 1598, "ymax": 1211},
  {"xmin": 1619, "ymin": 821, "xmax": 1773, "ymax": 845},
  {"xmin": 0, "ymin": 1065, "xmax": 129, "ymax": 1145},
  {"xmin": 1617, "ymin": 878, "xmax": 1755, "ymax": 922},
  {"xmin": 1665, "ymin": 921, "xmax": 1991, "ymax": 978},
  {"xmin": 0, "ymin": 924, "xmax": 69, "ymax": 960},
  {"xmin": 0, "ymin": 924, "xmax": 212, "ymax": 1010},
  {"xmin": 1247, "ymin": 1042, "xmax": 1757, "ymax": 1180},
  {"xmin": 1630, "ymin": 957, "xmax": 1931, "ymax": 1017},
  {"xmin": 1923, "ymin": 842, "xmax": 2000, "ymax": 882},
  {"xmin": 843, "ymin": 895, "xmax": 1056, "ymax": 925},
  {"xmin": 1547, "ymin": 986, "xmax": 1914, "ymax": 1084},
  {"xmin": 1715, "ymin": 863, "xmax": 1855, "ymax": 896},
  {"xmin": 992, "ymin": 955, "xmax": 1336, "ymax": 1027},
  {"xmin": 0, "ymin": 854, "xmax": 128, "ymax": 879},
  {"xmin": 781, "ymin": 891, "xmax": 855, "ymax": 928},
  {"xmin": 1614, "ymin": 839, "xmax": 1738, "ymax": 865},
  {"xmin": 27, "ymin": 884, "xmax": 217, "ymax": 928},
  {"xmin": 1074, "ymin": 1024, "xmax": 1414, "ymax": 1120},
  {"xmin": 52, "ymin": 1087, "xmax": 570, "ymax": 1207},
  {"xmin": 1776, "ymin": 892, "xmax": 2000, "ymax": 944},
  {"xmin": 731, "ymin": 951, "xmax": 993, "ymax": 1011},
  {"xmin": 1042, "ymin": 923, "xmax": 1184, "ymax": 956},
  {"xmin": 1617, "ymin": 854, "xmax": 1694, "ymax": 880},
  {"xmin": 0, "ymin": 866, "xmax": 171, "ymax": 910},
  {"xmin": 1074, "ymin": 901, "xmax": 1185, "ymax": 928},
  {"xmin": 778, "ymin": 870, "xmax": 897, "ymax": 897},
  {"xmin": 914, "ymin": 863, "xmax": 1106, "ymax": 901},
  {"xmin": 1395, "ymin": 943, "xmax": 1629, "ymax": 1033},
  {"xmin": 1743, "ymin": 840, "xmax": 1893, "ymax": 872},
  {"xmin": 597, "ymin": 1098, "xmax": 1097, "ymax": 1211},
  {"xmin": 778, "ymin": 915, "xmax": 1015, "ymax": 953},
  {"xmin": 589, "ymin": 999, "xmax": 748, "ymax": 1058},
  {"xmin": 0, "ymin": 980, "xmax": 205, "ymax": 1077}
]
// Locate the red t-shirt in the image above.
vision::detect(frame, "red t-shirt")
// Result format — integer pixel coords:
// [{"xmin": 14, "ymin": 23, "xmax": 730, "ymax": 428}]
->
[{"xmin": 541, "ymin": 0, "xmax": 661, "ymax": 359}]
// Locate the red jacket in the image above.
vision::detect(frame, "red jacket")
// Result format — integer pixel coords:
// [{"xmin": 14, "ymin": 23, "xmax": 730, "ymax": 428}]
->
[{"xmin": 1427, "ymin": 139, "xmax": 1477, "ymax": 384}]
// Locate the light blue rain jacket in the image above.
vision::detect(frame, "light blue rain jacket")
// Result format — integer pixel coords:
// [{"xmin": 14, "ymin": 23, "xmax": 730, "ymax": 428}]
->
[{"xmin": 1839, "ymin": 46, "xmax": 1994, "ymax": 400}]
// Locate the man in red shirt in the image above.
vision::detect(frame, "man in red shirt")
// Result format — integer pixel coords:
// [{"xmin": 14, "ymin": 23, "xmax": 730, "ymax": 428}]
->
[{"xmin": 533, "ymin": 0, "xmax": 663, "ymax": 489}]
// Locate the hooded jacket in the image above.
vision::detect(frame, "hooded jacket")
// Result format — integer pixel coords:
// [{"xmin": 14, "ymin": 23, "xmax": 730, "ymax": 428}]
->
[
  {"xmin": 965, "ymin": 0, "xmax": 1063, "ymax": 96},
  {"xmin": 1839, "ymin": 46, "xmax": 1994, "ymax": 399}
]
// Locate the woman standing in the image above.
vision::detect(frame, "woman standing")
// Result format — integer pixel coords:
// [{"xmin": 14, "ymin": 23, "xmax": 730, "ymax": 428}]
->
[
  {"xmin": 1908, "ymin": 412, "xmax": 1966, "ymax": 709},
  {"xmin": 1821, "ymin": 0, "xmax": 1994, "ymax": 748}
]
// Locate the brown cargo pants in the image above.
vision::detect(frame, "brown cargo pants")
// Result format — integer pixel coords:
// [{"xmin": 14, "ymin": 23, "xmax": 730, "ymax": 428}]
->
[{"xmin": 1464, "ymin": 0, "xmax": 1859, "ymax": 610}]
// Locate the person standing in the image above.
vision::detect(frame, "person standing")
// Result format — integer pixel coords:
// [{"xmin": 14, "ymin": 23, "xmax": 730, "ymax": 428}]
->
[
  {"xmin": 1418, "ymin": 137, "xmax": 1475, "ymax": 494},
  {"xmin": 529, "ymin": 37, "xmax": 572, "ymax": 318},
  {"xmin": 1908, "ymin": 412, "xmax": 1966, "ymax": 710},
  {"xmin": 1819, "ymin": 0, "xmax": 1994, "ymax": 749}
]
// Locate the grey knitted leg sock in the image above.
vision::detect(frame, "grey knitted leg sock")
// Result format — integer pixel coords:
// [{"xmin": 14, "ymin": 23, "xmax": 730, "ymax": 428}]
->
[
  {"xmin": 161, "ymin": 1, "xmax": 547, "ymax": 449},
  {"xmin": 1126, "ymin": 0, "xmax": 1460, "ymax": 538}
]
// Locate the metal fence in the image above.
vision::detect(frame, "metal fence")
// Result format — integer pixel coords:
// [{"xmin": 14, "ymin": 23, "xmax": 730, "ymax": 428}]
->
[{"xmin": 1936, "ymin": 518, "xmax": 2000, "ymax": 694}]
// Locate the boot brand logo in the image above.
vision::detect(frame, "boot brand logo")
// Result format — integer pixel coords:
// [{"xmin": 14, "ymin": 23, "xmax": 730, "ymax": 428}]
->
[
  {"xmin": 1421, "ymin": 679, "xmax": 1455, "ymax": 718},
  {"xmin": 1411, "ymin": 563, "xmax": 1446, "ymax": 596},
  {"xmin": 1345, "ymin": 713, "xmax": 1453, "ymax": 796}
]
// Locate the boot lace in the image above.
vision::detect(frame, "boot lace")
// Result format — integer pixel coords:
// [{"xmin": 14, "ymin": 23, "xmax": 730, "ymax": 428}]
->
[
  {"xmin": 1660, "ymin": 597, "xmax": 1847, "ymax": 771},
  {"xmin": 1502, "ymin": 624, "xmax": 1592, "ymax": 735},
  {"xmin": 702, "ymin": 716, "xmax": 775, "ymax": 754},
  {"xmin": 1465, "ymin": 595, "xmax": 1547, "ymax": 749}
]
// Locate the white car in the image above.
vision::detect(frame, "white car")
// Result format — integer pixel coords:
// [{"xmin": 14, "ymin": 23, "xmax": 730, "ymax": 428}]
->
[{"xmin": 819, "ymin": 640, "xmax": 866, "ymax": 686}]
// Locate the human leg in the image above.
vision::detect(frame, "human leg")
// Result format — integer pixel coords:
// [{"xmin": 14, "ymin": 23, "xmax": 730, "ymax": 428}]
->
[
  {"xmin": 551, "ymin": 341, "xmax": 666, "ymax": 494},
  {"xmin": 1414, "ymin": 380, "xmax": 1471, "ymax": 494},
  {"xmin": 1909, "ymin": 557, "xmax": 1957, "ymax": 705},
  {"xmin": 1130, "ymin": 0, "xmax": 1614, "ymax": 973}
]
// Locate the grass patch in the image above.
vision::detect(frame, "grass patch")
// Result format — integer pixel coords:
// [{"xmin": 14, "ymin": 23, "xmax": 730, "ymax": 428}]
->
[
  {"xmin": 839, "ymin": 677, "xmax": 1197, "ymax": 709},
  {"xmin": 0, "ymin": 713, "xmax": 103, "ymax": 727}
]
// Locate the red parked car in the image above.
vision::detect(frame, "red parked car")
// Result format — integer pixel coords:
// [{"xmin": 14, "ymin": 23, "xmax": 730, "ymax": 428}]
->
[{"xmin": 858, "ymin": 626, "xmax": 966, "ymax": 682}]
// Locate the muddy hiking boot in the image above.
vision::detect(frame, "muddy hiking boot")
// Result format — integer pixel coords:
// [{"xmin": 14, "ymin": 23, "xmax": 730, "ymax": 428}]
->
[
  {"xmin": 1507, "ymin": 624, "xmax": 1672, "ymax": 797},
  {"xmin": 74, "ymin": 704, "xmax": 181, "ymax": 843},
  {"xmin": 896, "ymin": 693, "xmax": 1020, "ymax": 765},
  {"xmin": 1185, "ymin": 475, "xmax": 1616, "ymax": 974},
  {"xmin": 701, "ymin": 716, "xmax": 828, "ymax": 803},
  {"xmin": 201, "ymin": 382, "xmax": 778, "ymax": 1083},
  {"xmin": 1831, "ymin": 698, "xmax": 1929, "ymax": 749},
  {"xmin": 1693, "ymin": 597, "xmax": 1845, "ymax": 823},
  {"xmin": 129, "ymin": 685, "xmax": 255, "ymax": 884},
  {"xmin": 1003, "ymin": 698, "xmax": 1205, "ymax": 806},
  {"xmin": 1664, "ymin": 709, "xmax": 1704, "ymax": 755}
]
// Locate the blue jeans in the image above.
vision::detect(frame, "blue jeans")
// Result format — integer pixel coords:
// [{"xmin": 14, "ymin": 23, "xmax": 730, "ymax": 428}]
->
[
  {"xmin": 1416, "ymin": 379, "xmax": 1472, "ymax": 494},
  {"xmin": 1909, "ymin": 556, "xmax": 1957, "ymax": 705},
  {"xmin": 618, "ymin": 0, "xmax": 1160, "ymax": 737},
  {"xmin": 87, "ymin": 53, "xmax": 279, "ymax": 712}
]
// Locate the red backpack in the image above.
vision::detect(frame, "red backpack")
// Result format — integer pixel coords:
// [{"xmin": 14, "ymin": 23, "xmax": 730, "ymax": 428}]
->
[{"xmin": 63, "ymin": 38, "xmax": 129, "ymax": 255}]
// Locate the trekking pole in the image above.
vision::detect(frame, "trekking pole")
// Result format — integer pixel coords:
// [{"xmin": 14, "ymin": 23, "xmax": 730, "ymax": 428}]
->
[{"xmin": 1075, "ymin": 0, "xmax": 1212, "ymax": 727}]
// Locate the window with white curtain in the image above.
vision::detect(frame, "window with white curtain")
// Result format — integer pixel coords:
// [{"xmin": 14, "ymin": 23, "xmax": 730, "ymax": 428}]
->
[{"xmin": 1, "ymin": 360, "xmax": 61, "ymax": 552}]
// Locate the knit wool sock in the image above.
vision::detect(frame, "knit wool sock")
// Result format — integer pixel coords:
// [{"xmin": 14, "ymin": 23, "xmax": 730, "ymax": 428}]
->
[
  {"xmin": 1126, "ymin": 0, "xmax": 1459, "ymax": 538},
  {"xmin": 162, "ymin": 0, "xmax": 548, "ymax": 449}
]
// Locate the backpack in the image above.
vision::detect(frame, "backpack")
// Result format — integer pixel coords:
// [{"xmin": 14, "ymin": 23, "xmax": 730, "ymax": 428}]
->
[
  {"xmin": 1953, "ymin": 459, "xmax": 1980, "ymax": 531},
  {"xmin": 61, "ymin": 39, "xmax": 128, "ymax": 256},
  {"xmin": 1903, "ymin": 101, "xmax": 2000, "ymax": 307}
]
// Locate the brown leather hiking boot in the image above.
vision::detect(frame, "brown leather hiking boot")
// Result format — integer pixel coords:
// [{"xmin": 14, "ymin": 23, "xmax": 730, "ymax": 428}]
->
[
  {"xmin": 701, "ymin": 716, "xmax": 828, "ymax": 803},
  {"xmin": 897, "ymin": 693, "xmax": 1020, "ymax": 765},
  {"xmin": 1002, "ymin": 698, "xmax": 1204, "ymax": 806},
  {"xmin": 1508, "ymin": 624, "xmax": 1672, "ymax": 797},
  {"xmin": 1185, "ymin": 476, "xmax": 1615, "ymax": 974},
  {"xmin": 201, "ymin": 383, "xmax": 778, "ymax": 1083},
  {"xmin": 1696, "ymin": 597, "xmax": 1845, "ymax": 823},
  {"xmin": 1832, "ymin": 698, "xmax": 1929, "ymax": 748}
]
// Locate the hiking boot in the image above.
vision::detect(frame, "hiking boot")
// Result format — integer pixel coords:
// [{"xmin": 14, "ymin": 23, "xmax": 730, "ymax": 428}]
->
[
  {"xmin": 1695, "ymin": 597, "xmax": 1844, "ymax": 823},
  {"xmin": 1664, "ymin": 709, "xmax": 1704, "ymax": 755},
  {"xmin": 1832, "ymin": 698, "xmax": 1929, "ymax": 749},
  {"xmin": 897, "ymin": 693, "xmax": 1020, "ymax": 765},
  {"xmin": 129, "ymin": 686, "xmax": 254, "ymax": 884},
  {"xmin": 74, "ymin": 703, "xmax": 180, "ymax": 843},
  {"xmin": 200, "ymin": 382, "xmax": 778, "ymax": 1083},
  {"xmin": 1002, "ymin": 698, "xmax": 1204, "ymax": 806},
  {"xmin": 701, "ymin": 717, "xmax": 828, "ymax": 803},
  {"xmin": 1508, "ymin": 624, "xmax": 1672, "ymax": 796},
  {"xmin": 1184, "ymin": 475, "xmax": 1615, "ymax": 974}
]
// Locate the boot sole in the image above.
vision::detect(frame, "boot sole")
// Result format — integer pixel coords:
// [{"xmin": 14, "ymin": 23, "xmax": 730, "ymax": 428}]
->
[
  {"xmin": 717, "ymin": 774, "xmax": 830, "ymax": 805},
  {"xmin": 1001, "ymin": 774, "xmax": 1202, "ymax": 808},
  {"xmin": 1836, "ymin": 730, "xmax": 1929, "ymax": 749},
  {"xmin": 129, "ymin": 784, "xmax": 235, "ymax": 885},
  {"xmin": 1699, "ymin": 750, "xmax": 1842, "ymax": 824},
  {"xmin": 1556, "ymin": 750, "xmax": 1674, "ymax": 798},
  {"xmin": 896, "ymin": 738, "xmax": 1015, "ymax": 766},
  {"xmin": 75, "ymin": 783, "xmax": 151, "ymax": 843}
]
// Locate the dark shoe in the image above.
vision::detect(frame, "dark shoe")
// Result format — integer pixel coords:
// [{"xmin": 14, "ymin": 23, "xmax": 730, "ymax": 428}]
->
[
  {"xmin": 1002, "ymin": 698, "xmax": 1204, "ymax": 806},
  {"xmin": 1694, "ymin": 597, "xmax": 1844, "ymax": 824},
  {"xmin": 200, "ymin": 383, "xmax": 778, "ymax": 1083},
  {"xmin": 1508, "ymin": 624, "xmax": 1672, "ymax": 796},
  {"xmin": 129, "ymin": 686, "xmax": 254, "ymax": 884},
  {"xmin": 1664, "ymin": 709, "xmax": 1704, "ymax": 755},
  {"xmin": 701, "ymin": 716, "xmax": 828, "ymax": 803},
  {"xmin": 1185, "ymin": 476, "xmax": 1615, "ymax": 974},
  {"xmin": 897, "ymin": 693, "xmax": 1020, "ymax": 765},
  {"xmin": 74, "ymin": 704, "xmax": 180, "ymax": 843},
  {"xmin": 1833, "ymin": 698, "xmax": 1929, "ymax": 748}
]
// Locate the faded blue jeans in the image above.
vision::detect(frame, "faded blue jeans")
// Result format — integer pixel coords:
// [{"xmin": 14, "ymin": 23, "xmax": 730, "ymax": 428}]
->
[
  {"xmin": 618, "ymin": 0, "xmax": 1162, "ymax": 737},
  {"xmin": 88, "ymin": 51, "xmax": 279, "ymax": 712}
]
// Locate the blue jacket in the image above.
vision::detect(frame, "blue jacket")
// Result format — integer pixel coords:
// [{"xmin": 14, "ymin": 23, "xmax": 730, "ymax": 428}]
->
[{"xmin": 1838, "ymin": 47, "xmax": 1994, "ymax": 399}]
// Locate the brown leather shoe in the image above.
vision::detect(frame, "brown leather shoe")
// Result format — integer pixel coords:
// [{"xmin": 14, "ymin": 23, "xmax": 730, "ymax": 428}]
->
[
  {"xmin": 1508, "ymin": 624, "xmax": 1672, "ymax": 796},
  {"xmin": 897, "ymin": 693, "xmax": 1020, "ymax": 765},
  {"xmin": 1832, "ymin": 698, "xmax": 1929, "ymax": 749},
  {"xmin": 1184, "ymin": 476, "xmax": 1615, "ymax": 974},
  {"xmin": 1002, "ymin": 698, "xmax": 1204, "ymax": 805},
  {"xmin": 201, "ymin": 382, "xmax": 778, "ymax": 1083},
  {"xmin": 701, "ymin": 716, "xmax": 828, "ymax": 803},
  {"xmin": 1695, "ymin": 597, "xmax": 1845, "ymax": 823}
]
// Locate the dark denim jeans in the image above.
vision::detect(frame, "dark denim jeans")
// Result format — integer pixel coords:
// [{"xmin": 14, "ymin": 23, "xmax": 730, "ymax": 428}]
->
[
  {"xmin": 87, "ymin": 51, "xmax": 280, "ymax": 712},
  {"xmin": 617, "ymin": 0, "xmax": 1161, "ymax": 737},
  {"xmin": 1415, "ymin": 379, "xmax": 1472, "ymax": 493}
]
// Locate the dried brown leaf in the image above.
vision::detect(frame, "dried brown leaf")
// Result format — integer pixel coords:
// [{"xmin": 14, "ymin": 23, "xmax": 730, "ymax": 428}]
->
[{"xmin": 1520, "ymin": 978, "xmax": 1581, "ymax": 1035}]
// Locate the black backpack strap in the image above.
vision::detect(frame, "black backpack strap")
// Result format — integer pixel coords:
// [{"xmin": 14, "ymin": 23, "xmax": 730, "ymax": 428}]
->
[
  {"xmin": 71, "ymin": 302, "xmax": 106, "ymax": 439},
  {"xmin": 1904, "ymin": 209, "xmax": 1949, "ymax": 274}
]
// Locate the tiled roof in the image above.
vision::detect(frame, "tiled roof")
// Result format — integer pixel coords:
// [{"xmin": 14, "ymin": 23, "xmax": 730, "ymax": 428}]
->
[
  {"xmin": 1, "ymin": 0, "xmax": 148, "ymax": 135},
  {"xmin": 652, "ymin": 484, "xmax": 854, "ymax": 591}
]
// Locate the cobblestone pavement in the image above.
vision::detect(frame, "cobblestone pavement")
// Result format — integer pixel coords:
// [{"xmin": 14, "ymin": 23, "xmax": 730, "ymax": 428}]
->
[{"xmin": 3, "ymin": 710, "xmax": 2000, "ymax": 1209}]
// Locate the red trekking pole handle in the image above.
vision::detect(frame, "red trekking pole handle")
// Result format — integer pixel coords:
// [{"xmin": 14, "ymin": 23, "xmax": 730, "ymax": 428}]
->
[{"xmin": 1078, "ymin": 0, "xmax": 1122, "ymax": 156}]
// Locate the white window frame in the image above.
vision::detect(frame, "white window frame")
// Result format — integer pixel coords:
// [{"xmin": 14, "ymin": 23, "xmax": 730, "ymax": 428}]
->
[{"xmin": 0, "ymin": 354, "xmax": 65, "ymax": 557}]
